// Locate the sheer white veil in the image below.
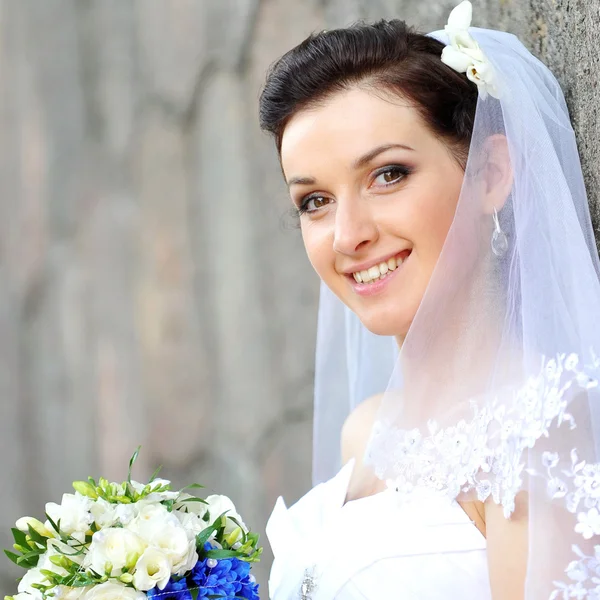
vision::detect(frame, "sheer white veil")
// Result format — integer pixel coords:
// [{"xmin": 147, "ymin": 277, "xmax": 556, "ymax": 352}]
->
[{"xmin": 312, "ymin": 17, "xmax": 600, "ymax": 600}]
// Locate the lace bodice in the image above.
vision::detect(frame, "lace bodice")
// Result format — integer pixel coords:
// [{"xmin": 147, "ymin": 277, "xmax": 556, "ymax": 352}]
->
[{"xmin": 266, "ymin": 460, "xmax": 491, "ymax": 600}]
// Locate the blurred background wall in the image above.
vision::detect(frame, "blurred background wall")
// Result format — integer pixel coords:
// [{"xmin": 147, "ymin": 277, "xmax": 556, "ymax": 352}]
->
[{"xmin": 0, "ymin": 0, "xmax": 598, "ymax": 594}]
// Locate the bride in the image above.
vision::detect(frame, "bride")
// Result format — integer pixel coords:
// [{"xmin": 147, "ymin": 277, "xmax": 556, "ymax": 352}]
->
[{"xmin": 259, "ymin": 2, "xmax": 600, "ymax": 599}]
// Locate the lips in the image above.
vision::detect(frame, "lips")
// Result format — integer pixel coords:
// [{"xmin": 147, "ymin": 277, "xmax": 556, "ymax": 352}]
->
[{"xmin": 347, "ymin": 250, "xmax": 411, "ymax": 285}]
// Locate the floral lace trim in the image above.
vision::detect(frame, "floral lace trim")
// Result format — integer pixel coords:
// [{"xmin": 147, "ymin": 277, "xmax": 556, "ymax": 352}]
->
[
  {"xmin": 367, "ymin": 352, "xmax": 600, "ymax": 598},
  {"xmin": 530, "ymin": 432, "xmax": 600, "ymax": 597},
  {"xmin": 552, "ymin": 545, "xmax": 600, "ymax": 600}
]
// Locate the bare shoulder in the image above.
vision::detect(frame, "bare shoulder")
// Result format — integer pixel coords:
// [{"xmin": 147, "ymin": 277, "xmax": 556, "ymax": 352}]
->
[
  {"xmin": 341, "ymin": 394, "xmax": 385, "ymax": 500},
  {"xmin": 341, "ymin": 393, "xmax": 383, "ymax": 464}
]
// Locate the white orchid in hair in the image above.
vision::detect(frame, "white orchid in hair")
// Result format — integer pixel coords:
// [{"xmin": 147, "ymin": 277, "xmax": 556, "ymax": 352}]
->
[{"xmin": 440, "ymin": 0, "xmax": 499, "ymax": 99}]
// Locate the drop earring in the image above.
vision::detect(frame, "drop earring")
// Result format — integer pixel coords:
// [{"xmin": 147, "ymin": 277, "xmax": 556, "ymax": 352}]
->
[{"xmin": 491, "ymin": 207, "xmax": 508, "ymax": 257}]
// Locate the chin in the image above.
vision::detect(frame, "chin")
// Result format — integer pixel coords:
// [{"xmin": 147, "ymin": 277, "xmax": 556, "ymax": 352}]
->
[{"xmin": 357, "ymin": 307, "xmax": 413, "ymax": 338}]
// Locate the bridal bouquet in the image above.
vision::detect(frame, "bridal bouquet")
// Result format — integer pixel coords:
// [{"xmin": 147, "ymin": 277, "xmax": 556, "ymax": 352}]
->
[{"xmin": 4, "ymin": 449, "xmax": 261, "ymax": 600}]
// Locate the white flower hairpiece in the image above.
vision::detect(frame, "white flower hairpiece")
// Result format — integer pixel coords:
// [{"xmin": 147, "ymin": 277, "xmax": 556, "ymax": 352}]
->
[{"xmin": 440, "ymin": 1, "xmax": 499, "ymax": 99}]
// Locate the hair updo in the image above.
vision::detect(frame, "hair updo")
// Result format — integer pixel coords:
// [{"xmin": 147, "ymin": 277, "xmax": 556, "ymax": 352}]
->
[{"xmin": 259, "ymin": 20, "xmax": 478, "ymax": 168}]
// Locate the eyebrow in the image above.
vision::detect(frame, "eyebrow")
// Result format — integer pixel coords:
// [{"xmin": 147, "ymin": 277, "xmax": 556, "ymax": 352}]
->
[
  {"xmin": 353, "ymin": 143, "xmax": 414, "ymax": 169},
  {"xmin": 286, "ymin": 143, "xmax": 414, "ymax": 187}
]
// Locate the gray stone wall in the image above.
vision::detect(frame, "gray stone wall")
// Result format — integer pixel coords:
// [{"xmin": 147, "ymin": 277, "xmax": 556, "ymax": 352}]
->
[{"xmin": 0, "ymin": 0, "xmax": 597, "ymax": 594}]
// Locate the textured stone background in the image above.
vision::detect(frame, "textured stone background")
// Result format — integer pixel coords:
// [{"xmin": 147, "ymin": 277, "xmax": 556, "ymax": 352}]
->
[{"xmin": 0, "ymin": 0, "xmax": 598, "ymax": 594}]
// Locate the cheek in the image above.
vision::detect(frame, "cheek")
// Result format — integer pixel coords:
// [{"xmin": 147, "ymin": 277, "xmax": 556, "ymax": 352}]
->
[
  {"xmin": 405, "ymin": 185, "xmax": 461, "ymax": 260},
  {"xmin": 429, "ymin": 204, "xmax": 457, "ymax": 254},
  {"xmin": 411, "ymin": 174, "xmax": 472, "ymax": 289},
  {"xmin": 300, "ymin": 223, "xmax": 333, "ymax": 278}
]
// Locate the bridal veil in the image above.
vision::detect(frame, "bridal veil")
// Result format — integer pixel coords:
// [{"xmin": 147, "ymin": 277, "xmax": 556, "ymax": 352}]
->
[{"xmin": 313, "ymin": 15, "xmax": 600, "ymax": 600}]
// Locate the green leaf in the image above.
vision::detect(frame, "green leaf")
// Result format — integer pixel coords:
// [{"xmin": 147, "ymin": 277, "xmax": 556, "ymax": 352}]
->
[
  {"xmin": 206, "ymin": 549, "xmax": 244, "ymax": 559},
  {"xmin": 17, "ymin": 550, "xmax": 42, "ymax": 563},
  {"xmin": 10, "ymin": 528, "xmax": 29, "ymax": 549},
  {"xmin": 44, "ymin": 513, "xmax": 60, "ymax": 536},
  {"xmin": 196, "ymin": 524, "xmax": 219, "ymax": 548},
  {"xmin": 179, "ymin": 497, "xmax": 208, "ymax": 505},
  {"xmin": 128, "ymin": 446, "xmax": 141, "ymax": 483},
  {"xmin": 227, "ymin": 518, "xmax": 247, "ymax": 544},
  {"xmin": 40, "ymin": 568, "xmax": 62, "ymax": 580},
  {"xmin": 4, "ymin": 550, "xmax": 23, "ymax": 567},
  {"xmin": 182, "ymin": 483, "xmax": 205, "ymax": 491},
  {"xmin": 228, "ymin": 516, "xmax": 243, "ymax": 528},
  {"xmin": 246, "ymin": 546, "xmax": 263, "ymax": 563},
  {"xmin": 27, "ymin": 525, "xmax": 48, "ymax": 547},
  {"xmin": 15, "ymin": 556, "xmax": 39, "ymax": 569},
  {"xmin": 148, "ymin": 465, "xmax": 163, "ymax": 483},
  {"xmin": 197, "ymin": 509, "xmax": 235, "ymax": 550}
]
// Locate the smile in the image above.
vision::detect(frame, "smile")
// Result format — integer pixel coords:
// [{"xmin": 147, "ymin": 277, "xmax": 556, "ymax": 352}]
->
[{"xmin": 350, "ymin": 251, "xmax": 411, "ymax": 284}]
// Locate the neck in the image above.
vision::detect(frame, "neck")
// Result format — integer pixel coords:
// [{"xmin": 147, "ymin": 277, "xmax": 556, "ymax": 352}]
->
[{"xmin": 393, "ymin": 251, "xmax": 517, "ymax": 426}]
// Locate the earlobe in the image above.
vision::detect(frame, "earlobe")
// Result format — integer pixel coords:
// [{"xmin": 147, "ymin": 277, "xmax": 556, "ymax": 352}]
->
[{"xmin": 481, "ymin": 134, "xmax": 513, "ymax": 214}]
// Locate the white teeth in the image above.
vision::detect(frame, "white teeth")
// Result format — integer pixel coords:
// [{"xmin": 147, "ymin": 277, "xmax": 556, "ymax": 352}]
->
[
  {"xmin": 368, "ymin": 266, "xmax": 380, "ymax": 279},
  {"xmin": 352, "ymin": 252, "xmax": 408, "ymax": 284}
]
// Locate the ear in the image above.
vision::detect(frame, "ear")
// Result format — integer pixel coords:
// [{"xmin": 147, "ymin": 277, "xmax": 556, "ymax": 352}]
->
[{"xmin": 480, "ymin": 134, "xmax": 513, "ymax": 215}]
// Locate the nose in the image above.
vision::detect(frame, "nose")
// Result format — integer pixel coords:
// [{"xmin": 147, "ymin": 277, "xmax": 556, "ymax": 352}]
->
[{"xmin": 332, "ymin": 197, "xmax": 378, "ymax": 255}]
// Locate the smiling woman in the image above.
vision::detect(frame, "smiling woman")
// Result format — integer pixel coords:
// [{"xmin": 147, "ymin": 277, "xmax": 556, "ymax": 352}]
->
[
  {"xmin": 280, "ymin": 89, "xmax": 467, "ymax": 337},
  {"xmin": 259, "ymin": 3, "xmax": 600, "ymax": 600}
]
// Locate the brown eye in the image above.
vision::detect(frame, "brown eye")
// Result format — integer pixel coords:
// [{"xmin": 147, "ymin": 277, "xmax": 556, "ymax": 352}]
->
[
  {"xmin": 383, "ymin": 168, "xmax": 402, "ymax": 182},
  {"xmin": 311, "ymin": 197, "xmax": 329, "ymax": 209},
  {"xmin": 300, "ymin": 195, "xmax": 331, "ymax": 214},
  {"xmin": 373, "ymin": 165, "xmax": 411, "ymax": 187}
]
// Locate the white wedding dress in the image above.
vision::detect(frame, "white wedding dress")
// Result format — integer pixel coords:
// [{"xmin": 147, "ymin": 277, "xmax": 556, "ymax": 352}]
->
[{"xmin": 266, "ymin": 460, "xmax": 492, "ymax": 599}]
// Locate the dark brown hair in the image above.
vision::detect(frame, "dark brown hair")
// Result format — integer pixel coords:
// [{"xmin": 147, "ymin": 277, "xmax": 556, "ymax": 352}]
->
[{"xmin": 259, "ymin": 20, "xmax": 478, "ymax": 168}]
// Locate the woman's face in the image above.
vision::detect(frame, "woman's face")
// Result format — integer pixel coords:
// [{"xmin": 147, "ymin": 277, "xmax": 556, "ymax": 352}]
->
[{"xmin": 280, "ymin": 88, "xmax": 465, "ymax": 338}]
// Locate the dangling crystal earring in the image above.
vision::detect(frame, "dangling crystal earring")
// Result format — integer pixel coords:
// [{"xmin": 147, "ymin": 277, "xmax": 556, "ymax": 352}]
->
[{"xmin": 491, "ymin": 207, "xmax": 508, "ymax": 257}]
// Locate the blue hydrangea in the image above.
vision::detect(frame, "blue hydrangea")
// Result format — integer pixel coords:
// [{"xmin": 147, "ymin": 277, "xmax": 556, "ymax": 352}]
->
[
  {"xmin": 146, "ymin": 578, "xmax": 192, "ymax": 600},
  {"xmin": 190, "ymin": 550, "xmax": 260, "ymax": 600}
]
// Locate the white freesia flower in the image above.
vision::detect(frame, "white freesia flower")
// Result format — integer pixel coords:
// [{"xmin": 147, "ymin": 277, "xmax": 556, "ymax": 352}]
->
[
  {"xmin": 41, "ymin": 538, "xmax": 84, "ymax": 573},
  {"xmin": 90, "ymin": 498, "xmax": 138, "ymax": 528},
  {"xmin": 441, "ymin": 45, "xmax": 475, "ymax": 72},
  {"xmin": 54, "ymin": 586, "xmax": 89, "ymax": 599},
  {"xmin": 132, "ymin": 547, "xmax": 172, "ymax": 591},
  {"xmin": 89, "ymin": 498, "xmax": 118, "ymax": 529},
  {"xmin": 114, "ymin": 504, "xmax": 137, "ymax": 525},
  {"xmin": 17, "ymin": 568, "xmax": 47, "ymax": 599},
  {"xmin": 15, "ymin": 517, "xmax": 55, "ymax": 539},
  {"xmin": 206, "ymin": 495, "xmax": 248, "ymax": 538},
  {"xmin": 446, "ymin": 0, "xmax": 472, "ymax": 32},
  {"xmin": 12, "ymin": 594, "xmax": 38, "ymax": 600},
  {"xmin": 17, "ymin": 545, "xmax": 72, "ymax": 597},
  {"xmin": 130, "ymin": 479, "xmax": 179, "ymax": 502},
  {"xmin": 152, "ymin": 523, "xmax": 198, "ymax": 575},
  {"xmin": 128, "ymin": 503, "xmax": 180, "ymax": 536},
  {"xmin": 440, "ymin": 0, "xmax": 499, "ymax": 99},
  {"xmin": 45, "ymin": 493, "xmax": 93, "ymax": 537},
  {"xmin": 129, "ymin": 505, "xmax": 197, "ymax": 575},
  {"xmin": 84, "ymin": 528, "xmax": 147, "ymax": 576},
  {"xmin": 81, "ymin": 582, "xmax": 145, "ymax": 600},
  {"xmin": 175, "ymin": 510, "xmax": 207, "ymax": 539},
  {"xmin": 115, "ymin": 502, "xmax": 142, "ymax": 525},
  {"xmin": 174, "ymin": 493, "xmax": 209, "ymax": 518}
]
